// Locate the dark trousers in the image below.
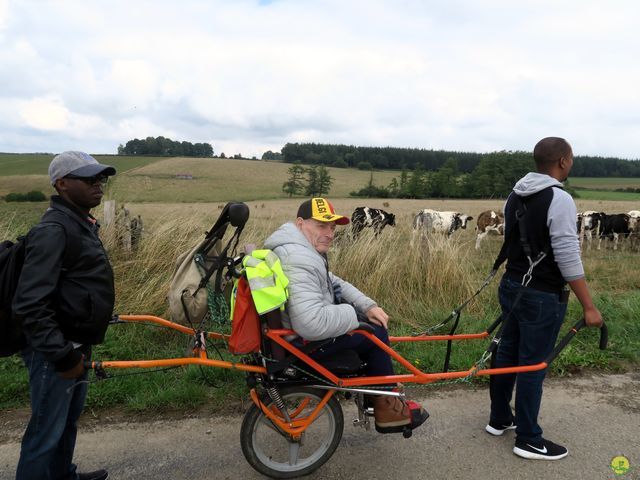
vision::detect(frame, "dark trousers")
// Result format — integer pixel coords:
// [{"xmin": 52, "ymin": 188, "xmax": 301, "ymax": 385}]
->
[
  {"xmin": 309, "ymin": 323, "xmax": 394, "ymax": 376},
  {"xmin": 16, "ymin": 346, "xmax": 90, "ymax": 480},
  {"xmin": 490, "ymin": 277, "xmax": 567, "ymax": 444}
]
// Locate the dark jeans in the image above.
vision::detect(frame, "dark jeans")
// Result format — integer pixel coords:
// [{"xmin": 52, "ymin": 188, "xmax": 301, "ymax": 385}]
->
[
  {"xmin": 16, "ymin": 346, "xmax": 90, "ymax": 480},
  {"xmin": 490, "ymin": 277, "xmax": 567, "ymax": 444},
  {"xmin": 309, "ymin": 323, "xmax": 394, "ymax": 376}
]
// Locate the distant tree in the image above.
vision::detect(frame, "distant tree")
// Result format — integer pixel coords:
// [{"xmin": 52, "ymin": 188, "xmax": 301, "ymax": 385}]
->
[
  {"xmin": 405, "ymin": 166, "xmax": 426, "ymax": 198},
  {"xmin": 120, "ymin": 136, "xmax": 212, "ymax": 157},
  {"xmin": 304, "ymin": 165, "xmax": 333, "ymax": 196},
  {"xmin": 282, "ymin": 163, "xmax": 306, "ymax": 197},
  {"xmin": 428, "ymin": 158, "xmax": 460, "ymax": 197},
  {"xmin": 262, "ymin": 150, "xmax": 283, "ymax": 161},
  {"xmin": 317, "ymin": 165, "xmax": 333, "ymax": 196},
  {"xmin": 350, "ymin": 170, "xmax": 390, "ymax": 197},
  {"xmin": 219, "ymin": 152, "xmax": 226, "ymax": 158},
  {"xmin": 357, "ymin": 161, "xmax": 373, "ymax": 171},
  {"xmin": 305, "ymin": 166, "xmax": 320, "ymax": 196},
  {"xmin": 332, "ymin": 157, "xmax": 347, "ymax": 168}
]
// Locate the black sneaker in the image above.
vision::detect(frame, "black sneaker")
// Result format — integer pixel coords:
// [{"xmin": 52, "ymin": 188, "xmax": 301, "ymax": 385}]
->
[
  {"xmin": 78, "ymin": 470, "xmax": 109, "ymax": 480},
  {"xmin": 485, "ymin": 420, "xmax": 516, "ymax": 436},
  {"xmin": 513, "ymin": 439, "xmax": 568, "ymax": 460}
]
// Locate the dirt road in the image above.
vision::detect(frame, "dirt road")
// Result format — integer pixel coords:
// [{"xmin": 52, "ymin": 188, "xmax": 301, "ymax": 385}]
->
[{"xmin": 1, "ymin": 372, "xmax": 638, "ymax": 480}]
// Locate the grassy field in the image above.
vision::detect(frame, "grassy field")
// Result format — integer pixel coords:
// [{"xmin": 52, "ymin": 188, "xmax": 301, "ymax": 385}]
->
[
  {"xmin": 0, "ymin": 153, "xmax": 399, "ymax": 201},
  {"xmin": 0, "ymin": 154, "xmax": 638, "ymax": 414},
  {"xmin": 1, "ymin": 196, "xmax": 638, "ymax": 413},
  {"xmin": 575, "ymin": 189, "xmax": 640, "ymax": 202},
  {"xmin": 570, "ymin": 177, "xmax": 640, "ymax": 189}
]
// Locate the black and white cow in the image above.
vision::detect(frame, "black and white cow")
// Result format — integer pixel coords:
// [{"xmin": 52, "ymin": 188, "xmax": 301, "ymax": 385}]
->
[
  {"xmin": 350, "ymin": 207, "xmax": 396, "ymax": 239},
  {"xmin": 475, "ymin": 210, "xmax": 504, "ymax": 250},
  {"xmin": 412, "ymin": 209, "xmax": 473, "ymax": 244},
  {"xmin": 577, "ymin": 211, "xmax": 605, "ymax": 251},
  {"xmin": 598, "ymin": 213, "xmax": 632, "ymax": 250},
  {"xmin": 628, "ymin": 210, "xmax": 640, "ymax": 231}
]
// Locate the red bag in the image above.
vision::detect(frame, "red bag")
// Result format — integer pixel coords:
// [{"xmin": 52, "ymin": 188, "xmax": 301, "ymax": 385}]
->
[{"xmin": 228, "ymin": 276, "xmax": 261, "ymax": 355}]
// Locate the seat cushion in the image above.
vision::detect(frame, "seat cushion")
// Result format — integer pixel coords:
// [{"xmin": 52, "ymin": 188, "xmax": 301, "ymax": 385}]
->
[{"xmin": 315, "ymin": 349, "xmax": 363, "ymax": 374}]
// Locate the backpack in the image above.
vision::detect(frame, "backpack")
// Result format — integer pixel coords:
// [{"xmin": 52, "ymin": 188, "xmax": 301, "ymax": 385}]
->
[
  {"xmin": 0, "ymin": 216, "xmax": 79, "ymax": 357},
  {"xmin": 168, "ymin": 202, "xmax": 249, "ymax": 326},
  {"xmin": 0, "ymin": 239, "xmax": 27, "ymax": 356},
  {"xmin": 228, "ymin": 276, "xmax": 261, "ymax": 355}
]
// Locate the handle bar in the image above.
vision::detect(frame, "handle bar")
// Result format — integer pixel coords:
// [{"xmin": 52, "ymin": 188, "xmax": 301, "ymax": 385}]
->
[{"xmin": 545, "ymin": 319, "xmax": 608, "ymax": 365}]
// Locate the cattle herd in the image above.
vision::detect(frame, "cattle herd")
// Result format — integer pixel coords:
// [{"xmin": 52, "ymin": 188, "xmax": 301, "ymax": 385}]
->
[{"xmin": 348, "ymin": 206, "xmax": 640, "ymax": 252}]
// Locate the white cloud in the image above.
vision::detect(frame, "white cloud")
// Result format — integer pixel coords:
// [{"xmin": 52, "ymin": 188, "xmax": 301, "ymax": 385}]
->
[{"xmin": 0, "ymin": 0, "xmax": 639, "ymax": 158}]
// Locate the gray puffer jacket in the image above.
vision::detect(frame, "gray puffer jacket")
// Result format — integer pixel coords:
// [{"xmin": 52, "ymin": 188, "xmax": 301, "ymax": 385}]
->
[{"xmin": 263, "ymin": 222, "xmax": 377, "ymax": 341}]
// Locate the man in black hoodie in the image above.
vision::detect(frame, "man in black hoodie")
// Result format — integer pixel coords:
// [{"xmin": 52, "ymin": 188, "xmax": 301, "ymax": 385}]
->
[
  {"xmin": 485, "ymin": 137, "xmax": 603, "ymax": 461},
  {"xmin": 13, "ymin": 151, "xmax": 116, "ymax": 480}
]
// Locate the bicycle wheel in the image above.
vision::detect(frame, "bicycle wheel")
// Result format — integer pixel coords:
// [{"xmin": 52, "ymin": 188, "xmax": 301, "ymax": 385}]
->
[{"xmin": 240, "ymin": 386, "xmax": 344, "ymax": 479}]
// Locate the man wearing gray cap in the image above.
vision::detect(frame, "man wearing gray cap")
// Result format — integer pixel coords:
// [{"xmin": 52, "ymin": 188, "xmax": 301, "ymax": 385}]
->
[{"xmin": 13, "ymin": 151, "xmax": 116, "ymax": 480}]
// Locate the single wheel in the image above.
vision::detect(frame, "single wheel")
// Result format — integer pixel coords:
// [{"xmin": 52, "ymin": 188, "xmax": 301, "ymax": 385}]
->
[{"xmin": 240, "ymin": 387, "xmax": 344, "ymax": 478}]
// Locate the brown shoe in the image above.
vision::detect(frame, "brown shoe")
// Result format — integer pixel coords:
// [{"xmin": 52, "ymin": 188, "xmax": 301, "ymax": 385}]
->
[{"xmin": 374, "ymin": 396, "xmax": 429, "ymax": 434}]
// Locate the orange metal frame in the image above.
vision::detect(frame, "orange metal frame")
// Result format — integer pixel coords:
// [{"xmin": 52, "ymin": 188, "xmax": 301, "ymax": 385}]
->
[{"xmin": 88, "ymin": 314, "xmax": 551, "ymax": 438}]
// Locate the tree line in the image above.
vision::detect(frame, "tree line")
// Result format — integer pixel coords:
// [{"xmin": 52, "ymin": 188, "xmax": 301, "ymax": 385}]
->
[
  {"xmin": 350, "ymin": 153, "xmax": 539, "ymax": 199},
  {"xmin": 118, "ymin": 136, "xmax": 213, "ymax": 157},
  {"xmin": 279, "ymin": 142, "xmax": 640, "ymax": 177}
]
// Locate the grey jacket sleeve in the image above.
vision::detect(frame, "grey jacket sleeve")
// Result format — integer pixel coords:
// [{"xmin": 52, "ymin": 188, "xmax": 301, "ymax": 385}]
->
[
  {"xmin": 279, "ymin": 250, "xmax": 360, "ymax": 341},
  {"xmin": 548, "ymin": 189, "xmax": 584, "ymax": 281},
  {"xmin": 328, "ymin": 272, "xmax": 377, "ymax": 314}
]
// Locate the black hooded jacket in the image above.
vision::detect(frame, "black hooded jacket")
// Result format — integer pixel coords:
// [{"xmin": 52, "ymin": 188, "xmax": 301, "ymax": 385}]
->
[{"xmin": 13, "ymin": 196, "xmax": 115, "ymax": 371}]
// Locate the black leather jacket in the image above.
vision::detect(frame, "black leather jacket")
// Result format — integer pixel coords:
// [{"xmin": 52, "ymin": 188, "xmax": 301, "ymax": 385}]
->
[{"xmin": 13, "ymin": 196, "xmax": 115, "ymax": 371}]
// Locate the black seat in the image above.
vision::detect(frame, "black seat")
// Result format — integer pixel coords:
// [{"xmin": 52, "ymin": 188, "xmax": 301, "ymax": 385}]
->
[
  {"xmin": 314, "ymin": 349, "xmax": 363, "ymax": 375},
  {"xmin": 260, "ymin": 310, "xmax": 364, "ymax": 376}
]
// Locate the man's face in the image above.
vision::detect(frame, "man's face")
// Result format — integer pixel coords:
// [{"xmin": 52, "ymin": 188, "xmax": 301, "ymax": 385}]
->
[
  {"xmin": 297, "ymin": 218, "xmax": 337, "ymax": 254},
  {"xmin": 55, "ymin": 175, "xmax": 107, "ymax": 211}
]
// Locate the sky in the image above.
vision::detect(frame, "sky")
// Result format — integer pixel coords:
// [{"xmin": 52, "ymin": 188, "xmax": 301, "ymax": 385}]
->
[{"xmin": 1, "ymin": 0, "xmax": 639, "ymax": 159}]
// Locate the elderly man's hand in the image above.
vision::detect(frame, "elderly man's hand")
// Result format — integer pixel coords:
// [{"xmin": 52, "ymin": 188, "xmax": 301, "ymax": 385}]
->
[{"xmin": 366, "ymin": 306, "xmax": 389, "ymax": 329}]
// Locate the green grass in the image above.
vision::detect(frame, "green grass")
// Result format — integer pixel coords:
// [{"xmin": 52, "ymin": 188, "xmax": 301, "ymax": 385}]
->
[
  {"xmin": 0, "ymin": 153, "xmax": 164, "ymax": 176},
  {"xmin": 570, "ymin": 177, "xmax": 640, "ymax": 189},
  {"xmin": 575, "ymin": 189, "xmax": 640, "ymax": 201},
  {"xmin": 1, "ymin": 205, "xmax": 638, "ymax": 413},
  {"xmin": 0, "ymin": 162, "xmax": 638, "ymax": 413}
]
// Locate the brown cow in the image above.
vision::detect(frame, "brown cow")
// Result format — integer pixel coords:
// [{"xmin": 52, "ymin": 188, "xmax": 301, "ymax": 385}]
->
[{"xmin": 475, "ymin": 210, "xmax": 504, "ymax": 249}]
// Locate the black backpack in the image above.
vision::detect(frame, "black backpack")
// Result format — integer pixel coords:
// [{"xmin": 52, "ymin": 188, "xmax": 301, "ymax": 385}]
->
[
  {"xmin": 0, "ymin": 215, "xmax": 79, "ymax": 357},
  {"xmin": 0, "ymin": 238, "xmax": 27, "ymax": 356}
]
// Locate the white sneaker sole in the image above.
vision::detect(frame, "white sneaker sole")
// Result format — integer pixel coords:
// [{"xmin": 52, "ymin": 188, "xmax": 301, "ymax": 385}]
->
[
  {"xmin": 485, "ymin": 423, "xmax": 516, "ymax": 436},
  {"xmin": 513, "ymin": 446, "xmax": 568, "ymax": 460}
]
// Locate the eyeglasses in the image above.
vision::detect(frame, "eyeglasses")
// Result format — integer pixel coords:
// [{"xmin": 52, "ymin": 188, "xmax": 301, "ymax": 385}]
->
[{"xmin": 64, "ymin": 174, "xmax": 110, "ymax": 185}]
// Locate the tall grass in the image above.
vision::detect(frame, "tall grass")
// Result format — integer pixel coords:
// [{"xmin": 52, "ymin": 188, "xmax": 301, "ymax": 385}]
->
[{"xmin": 1, "ymin": 200, "xmax": 638, "ymax": 413}]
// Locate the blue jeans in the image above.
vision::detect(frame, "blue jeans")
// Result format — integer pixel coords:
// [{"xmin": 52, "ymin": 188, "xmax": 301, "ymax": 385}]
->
[
  {"xmin": 16, "ymin": 347, "xmax": 90, "ymax": 480},
  {"xmin": 489, "ymin": 278, "xmax": 567, "ymax": 444},
  {"xmin": 310, "ymin": 323, "xmax": 394, "ymax": 376}
]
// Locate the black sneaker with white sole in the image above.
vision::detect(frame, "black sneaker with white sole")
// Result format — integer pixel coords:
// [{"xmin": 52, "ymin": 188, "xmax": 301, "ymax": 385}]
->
[
  {"xmin": 513, "ymin": 439, "xmax": 568, "ymax": 460},
  {"xmin": 485, "ymin": 420, "xmax": 516, "ymax": 436}
]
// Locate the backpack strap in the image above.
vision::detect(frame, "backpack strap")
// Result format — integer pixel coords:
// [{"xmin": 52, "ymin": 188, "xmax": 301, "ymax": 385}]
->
[{"xmin": 491, "ymin": 192, "xmax": 551, "ymax": 285}]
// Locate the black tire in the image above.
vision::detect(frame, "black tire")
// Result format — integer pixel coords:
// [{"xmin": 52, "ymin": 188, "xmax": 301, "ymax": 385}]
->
[{"xmin": 240, "ymin": 387, "xmax": 344, "ymax": 478}]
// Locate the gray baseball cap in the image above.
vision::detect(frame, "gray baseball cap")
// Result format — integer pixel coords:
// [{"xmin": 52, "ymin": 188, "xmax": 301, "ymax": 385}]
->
[{"xmin": 49, "ymin": 151, "xmax": 116, "ymax": 185}]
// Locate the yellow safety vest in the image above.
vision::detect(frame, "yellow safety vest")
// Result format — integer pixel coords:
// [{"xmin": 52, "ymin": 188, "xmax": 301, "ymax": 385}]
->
[{"xmin": 241, "ymin": 249, "xmax": 289, "ymax": 315}]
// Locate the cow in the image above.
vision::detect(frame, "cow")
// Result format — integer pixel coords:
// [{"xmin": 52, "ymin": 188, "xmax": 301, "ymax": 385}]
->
[
  {"xmin": 598, "ymin": 213, "xmax": 631, "ymax": 250},
  {"xmin": 577, "ymin": 211, "xmax": 605, "ymax": 251},
  {"xmin": 628, "ymin": 210, "xmax": 640, "ymax": 231},
  {"xmin": 412, "ymin": 209, "xmax": 473, "ymax": 245},
  {"xmin": 475, "ymin": 210, "xmax": 504, "ymax": 250},
  {"xmin": 350, "ymin": 207, "xmax": 396, "ymax": 239}
]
